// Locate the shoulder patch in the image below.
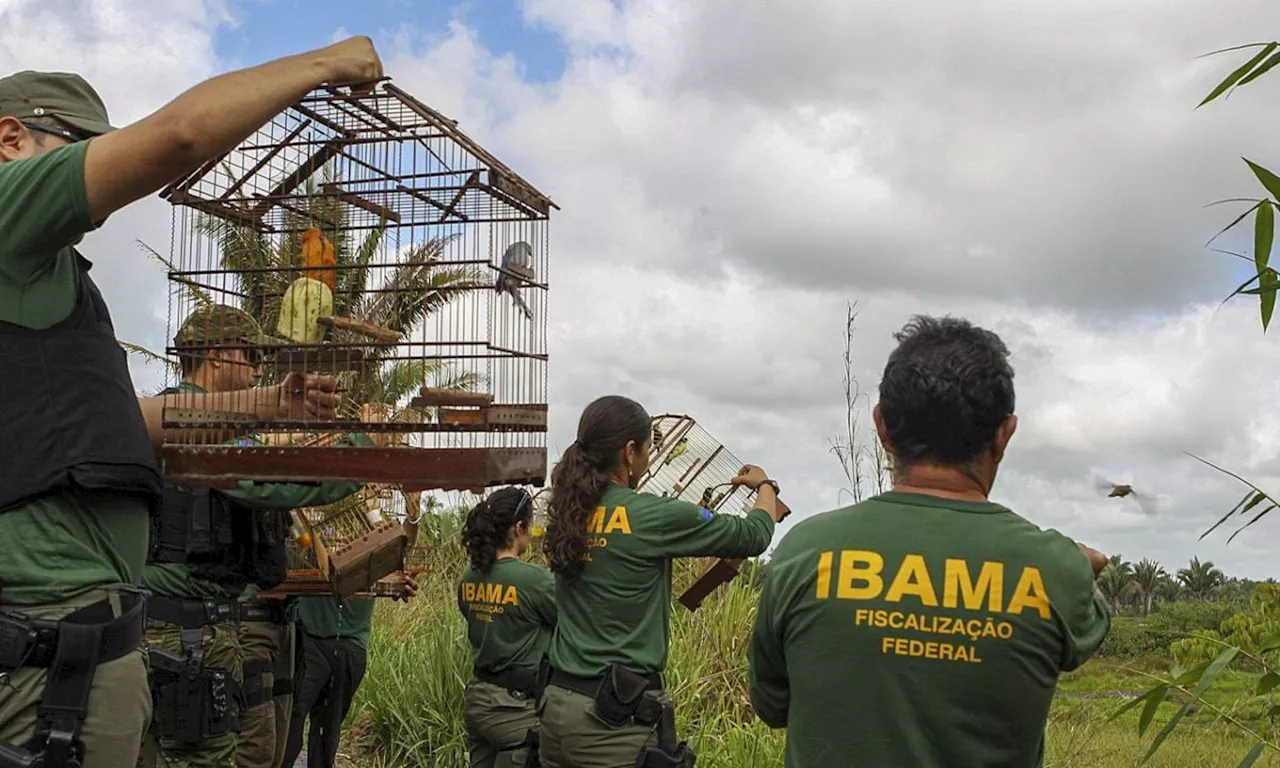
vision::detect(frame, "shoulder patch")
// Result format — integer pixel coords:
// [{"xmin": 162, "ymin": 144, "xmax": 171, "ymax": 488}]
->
[{"xmin": 698, "ymin": 507, "xmax": 714, "ymax": 521}]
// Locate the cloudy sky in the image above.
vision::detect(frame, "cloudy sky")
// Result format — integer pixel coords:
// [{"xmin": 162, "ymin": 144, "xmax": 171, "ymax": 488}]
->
[{"xmin": 6, "ymin": 0, "xmax": 1280, "ymax": 578}]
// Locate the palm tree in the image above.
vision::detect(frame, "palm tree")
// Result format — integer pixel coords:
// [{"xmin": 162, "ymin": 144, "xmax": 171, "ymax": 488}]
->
[
  {"xmin": 1177, "ymin": 557, "xmax": 1227, "ymax": 601},
  {"xmin": 1131, "ymin": 558, "xmax": 1168, "ymax": 615},
  {"xmin": 1097, "ymin": 558, "xmax": 1135, "ymax": 614}
]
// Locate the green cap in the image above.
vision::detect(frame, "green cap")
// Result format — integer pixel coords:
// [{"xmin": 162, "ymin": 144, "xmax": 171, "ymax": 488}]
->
[
  {"xmin": 174, "ymin": 304, "xmax": 286, "ymax": 350},
  {"xmin": 0, "ymin": 71, "xmax": 116, "ymax": 138}
]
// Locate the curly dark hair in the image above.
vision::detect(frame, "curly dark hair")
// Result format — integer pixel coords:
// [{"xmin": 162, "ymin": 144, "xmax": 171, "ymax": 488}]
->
[
  {"xmin": 462, "ymin": 486, "xmax": 533, "ymax": 575},
  {"xmin": 544, "ymin": 395, "xmax": 651, "ymax": 582},
  {"xmin": 878, "ymin": 315, "xmax": 1015, "ymax": 470}
]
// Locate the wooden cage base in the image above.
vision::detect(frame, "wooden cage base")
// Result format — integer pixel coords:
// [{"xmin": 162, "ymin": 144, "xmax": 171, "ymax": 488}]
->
[
  {"xmin": 328, "ymin": 522, "xmax": 410, "ymax": 595},
  {"xmin": 160, "ymin": 445, "xmax": 546, "ymax": 490}
]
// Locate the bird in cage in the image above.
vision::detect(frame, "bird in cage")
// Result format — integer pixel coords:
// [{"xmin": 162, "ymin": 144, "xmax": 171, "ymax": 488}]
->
[
  {"xmin": 496, "ymin": 241, "xmax": 534, "ymax": 319},
  {"xmin": 662, "ymin": 437, "xmax": 689, "ymax": 466},
  {"xmin": 276, "ymin": 227, "xmax": 337, "ymax": 344},
  {"xmin": 302, "ymin": 226, "xmax": 338, "ymax": 290}
]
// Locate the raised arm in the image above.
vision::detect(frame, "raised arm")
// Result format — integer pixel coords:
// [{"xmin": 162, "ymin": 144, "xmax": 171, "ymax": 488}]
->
[{"xmin": 83, "ymin": 37, "xmax": 383, "ymax": 224}]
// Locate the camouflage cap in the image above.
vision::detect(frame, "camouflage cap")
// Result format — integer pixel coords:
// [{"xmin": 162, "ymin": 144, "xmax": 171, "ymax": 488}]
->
[
  {"xmin": 0, "ymin": 71, "xmax": 116, "ymax": 139},
  {"xmin": 174, "ymin": 304, "xmax": 286, "ymax": 350}
]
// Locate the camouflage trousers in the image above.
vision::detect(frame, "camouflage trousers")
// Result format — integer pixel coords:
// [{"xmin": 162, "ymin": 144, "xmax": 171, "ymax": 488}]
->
[
  {"xmin": 137, "ymin": 618, "xmax": 243, "ymax": 768},
  {"xmin": 463, "ymin": 679, "xmax": 539, "ymax": 768},
  {"xmin": 235, "ymin": 619, "xmax": 294, "ymax": 768},
  {"xmin": 537, "ymin": 684, "xmax": 669, "ymax": 768},
  {"xmin": 0, "ymin": 586, "xmax": 151, "ymax": 768}
]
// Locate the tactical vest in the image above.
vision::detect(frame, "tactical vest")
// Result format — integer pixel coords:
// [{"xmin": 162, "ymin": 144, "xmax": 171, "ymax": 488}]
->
[
  {"xmin": 0, "ymin": 253, "xmax": 162, "ymax": 513},
  {"xmin": 150, "ymin": 389, "xmax": 291, "ymax": 590},
  {"xmin": 149, "ymin": 484, "xmax": 293, "ymax": 590}
]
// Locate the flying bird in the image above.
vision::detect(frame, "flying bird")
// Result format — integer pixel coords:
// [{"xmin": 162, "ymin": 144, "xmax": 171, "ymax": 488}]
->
[
  {"xmin": 1095, "ymin": 477, "xmax": 1159, "ymax": 516},
  {"xmin": 496, "ymin": 241, "xmax": 534, "ymax": 320}
]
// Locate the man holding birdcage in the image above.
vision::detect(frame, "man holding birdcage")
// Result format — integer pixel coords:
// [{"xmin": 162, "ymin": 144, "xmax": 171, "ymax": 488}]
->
[
  {"xmin": 139, "ymin": 304, "xmax": 382, "ymax": 768},
  {"xmin": 0, "ymin": 36, "xmax": 384, "ymax": 768}
]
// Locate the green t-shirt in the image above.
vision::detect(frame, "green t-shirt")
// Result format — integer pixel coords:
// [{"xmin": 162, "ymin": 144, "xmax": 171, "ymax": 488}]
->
[
  {"xmin": 458, "ymin": 557, "xmax": 557, "ymax": 675},
  {"xmin": 0, "ymin": 140, "xmax": 152, "ymax": 607},
  {"xmin": 296, "ymin": 595, "xmax": 377, "ymax": 651},
  {"xmin": 142, "ymin": 381, "xmax": 369, "ymax": 601},
  {"xmin": 549, "ymin": 483, "xmax": 775, "ymax": 678},
  {"xmin": 748, "ymin": 491, "xmax": 1111, "ymax": 768}
]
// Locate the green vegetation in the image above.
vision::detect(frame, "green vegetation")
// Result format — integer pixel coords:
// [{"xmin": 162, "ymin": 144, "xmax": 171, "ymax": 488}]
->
[{"xmin": 330, "ymin": 506, "xmax": 1280, "ymax": 768}]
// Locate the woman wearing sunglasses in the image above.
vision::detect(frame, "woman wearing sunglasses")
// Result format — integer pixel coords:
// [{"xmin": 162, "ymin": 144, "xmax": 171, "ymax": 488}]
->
[{"xmin": 458, "ymin": 486, "xmax": 558, "ymax": 768}]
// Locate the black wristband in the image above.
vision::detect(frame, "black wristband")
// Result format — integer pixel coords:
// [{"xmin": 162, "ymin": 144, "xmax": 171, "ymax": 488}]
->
[{"xmin": 761, "ymin": 479, "xmax": 780, "ymax": 496}]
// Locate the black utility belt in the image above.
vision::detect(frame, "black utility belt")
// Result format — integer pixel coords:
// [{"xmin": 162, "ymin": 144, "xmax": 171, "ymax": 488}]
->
[
  {"xmin": 240, "ymin": 602, "xmax": 289, "ymax": 624},
  {"xmin": 475, "ymin": 665, "xmax": 540, "ymax": 697},
  {"xmin": 0, "ymin": 590, "xmax": 147, "ymax": 672},
  {"xmin": 148, "ymin": 596, "xmax": 240, "ymax": 629},
  {"xmin": 548, "ymin": 667, "xmax": 664, "ymax": 700}
]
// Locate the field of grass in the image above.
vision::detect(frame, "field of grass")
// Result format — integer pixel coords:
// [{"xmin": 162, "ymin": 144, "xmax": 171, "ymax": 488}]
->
[{"xmin": 333, "ymin": 526, "xmax": 1280, "ymax": 767}]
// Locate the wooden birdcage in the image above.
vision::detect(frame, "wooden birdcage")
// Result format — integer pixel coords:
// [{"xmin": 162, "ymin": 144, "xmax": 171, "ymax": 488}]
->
[
  {"xmin": 639, "ymin": 414, "xmax": 788, "ymax": 610},
  {"xmin": 157, "ymin": 79, "xmax": 554, "ymax": 595}
]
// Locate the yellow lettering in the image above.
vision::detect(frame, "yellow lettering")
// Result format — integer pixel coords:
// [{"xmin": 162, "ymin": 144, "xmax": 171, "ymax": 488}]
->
[
  {"xmin": 587, "ymin": 507, "xmax": 606, "ymax": 534},
  {"xmin": 604, "ymin": 507, "xmax": 632, "ymax": 535},
  {"xmin": 943, "ymin": 559, "xmax": 1004, "ymax": 612},
  {"xmin": 486, "ymin": 583, "xmax": 503, "ymax": 603},
  {"xmin": 881, "ymin": 636, "xmax": 895, "ymax": 654},
  {"xmin": 854, "ymin": 608, "xmax": 869, "ymax": 625},
  {"xmin": 885, "ymin": 554, "xmax": 938, "ymax": 606},
  {"xmin": 503, "ymin": 586, "xmax": 519, "ymax": 606},
  {"xmin": 837, "ymin": 550, "xmax": 884, "ymax": 599},
  {"xmin": 816, "ymin": 551, "xmax": 833, "ymax": 599},
  {"xmin": 889, "ymin": 611, "xmax": 904, "ymax": 629},
  {"xmin": 462, "ymin": 583, "xmax": 475, "ymax": 601},
  {"xmin": 924, "ymin": 641, "xmax": 939, "ymax": 659},
  {"xmin": 940, "ymin": 643, "xmax": 955, "ymax": 661},
  {"xmin": 1007, "ymin": 567, "xmax": 1052, "ymax": 620}
]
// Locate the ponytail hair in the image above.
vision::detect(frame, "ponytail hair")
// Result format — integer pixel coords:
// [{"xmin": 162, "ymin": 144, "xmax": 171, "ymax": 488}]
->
[
  {"xmin": 462, "ymin": 486, "xmax": 533, "ymax": 575},
  {"xmin": 545, "ymin": 395, "xmax": 653, "ymax": 582}
]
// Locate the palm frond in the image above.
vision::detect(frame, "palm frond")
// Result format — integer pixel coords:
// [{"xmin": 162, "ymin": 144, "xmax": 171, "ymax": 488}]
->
[
  {"xmin": 119, "ymin": 339, "xmax": 180, "ymax": 375},
  {"xmin": 137, "ymin": 239, "xmax": 215, "ymax": 309}
]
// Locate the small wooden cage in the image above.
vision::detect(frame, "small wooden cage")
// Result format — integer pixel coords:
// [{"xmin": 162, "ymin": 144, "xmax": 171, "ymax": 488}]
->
[
  {"xmin": 157, "ymin": 79, "xmax": 553, "ymax": 493},
  {"xmin": 639, "ymin": 414, "xmax": 759, "ymax": 515},
  {"xmin": 638, "ymin": 414, "xmax": 778, "ymax": 611}
]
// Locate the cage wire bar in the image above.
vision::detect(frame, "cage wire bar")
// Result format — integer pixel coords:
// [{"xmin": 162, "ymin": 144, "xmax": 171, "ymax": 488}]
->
[{"xmin": 156, "ymin": 79, "xmax": 554, "ymax": 596}]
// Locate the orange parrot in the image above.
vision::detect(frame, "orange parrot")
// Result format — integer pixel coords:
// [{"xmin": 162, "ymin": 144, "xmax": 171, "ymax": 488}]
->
[{"xmin": 300, "ymin": 227, "xmax": 337, "ymax": 290}]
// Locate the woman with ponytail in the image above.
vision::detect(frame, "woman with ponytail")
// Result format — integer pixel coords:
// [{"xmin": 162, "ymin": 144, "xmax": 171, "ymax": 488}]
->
[
  {"xmin": 538, "ymin": 395, "xmax": 786, "ymax": 768},
  {"xmin": 457, "ymin": 486, "xmax": 558, "ymax": 768}
]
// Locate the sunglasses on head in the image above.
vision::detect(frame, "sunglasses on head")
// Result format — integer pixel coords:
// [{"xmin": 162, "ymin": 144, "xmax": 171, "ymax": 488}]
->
[{"xmin": 20, "ymin": 121, "xmax": 86, "ymax": 144}]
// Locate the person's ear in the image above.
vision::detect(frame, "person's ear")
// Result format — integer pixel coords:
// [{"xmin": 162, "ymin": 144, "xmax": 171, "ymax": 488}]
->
[
  {"xmin": 991, "ymin": 415, "xmax": 1017, "ymax": 464},
  {"xmin": 0, "ymin": 117, "xmax": 29, "ymax": 162}
]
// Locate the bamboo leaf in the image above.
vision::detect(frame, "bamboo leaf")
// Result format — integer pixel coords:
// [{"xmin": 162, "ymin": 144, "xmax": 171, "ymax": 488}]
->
[
  {"xmin": 1255, "ymin": 672, "xmax": 1280, "ymax": 695},
  {"xmin": 1228, "ymin": 503, "xmax": 1277, "ymax": 543},
  {"xmin": 1138, "ymin": 684, "xmax": 1167, "ymax": 736},
  {"xmin": 1142, "ymin": 647, "xmax": 1239, "ymax": 763},
  {"xmin": 1246, "ymin": 159, "xmax": 1280, "ymax": 203},
  {"xmin": 1262, "ymin": 269, "xmax": 1278, "ymax": 331},
  {"xmin": 1257, "ymin": 630, "xmax": 1280, "ymax": 654},
  {"xmin": 1202, "ymin": 489, "xmax": 1260, "ymax": 541},
  {"xmin": 1108, "ymin": 685, "xmax": 1163, "ymax": 723},
  {"xmin": 1239, "ymin": 50, "xmax": 1280, "ymax": 87},
  {"xmin": 1207, "ymin": 200, "xmax": 1263, "ymax": 247},
  {"xmin": 1237, "ymin": 742, "xmax": 1266, "ymax": 768},
  {"xmin": 1199, "ymin": 43, "xmax": 1278, "ymax": 107},
  {"xmin": 1198, "ymin": 42, "xmax": 1275, "ymax": 60},
  {"xmin": 1255, "ymin": 201, "xmax": 1274, "ymax": 271}
]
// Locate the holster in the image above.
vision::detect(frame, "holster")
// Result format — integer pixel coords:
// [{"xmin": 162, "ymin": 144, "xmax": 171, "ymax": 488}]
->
[
  {"xmin": 148, "ymin": 628, "xmax": 240, "ymax": 744},
  {"xmin": 0, "ymin": 590, "xmax": 147, "ymax": 768},
  {"xmin": 634, "ymin": 699, "xmax": 695, "ymax": 768}
]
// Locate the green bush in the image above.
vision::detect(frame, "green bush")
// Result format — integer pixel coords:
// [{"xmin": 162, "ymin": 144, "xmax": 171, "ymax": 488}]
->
[{"xmin": 1097, "ymin": 601, "xmax": 1238, "ymax": 659}]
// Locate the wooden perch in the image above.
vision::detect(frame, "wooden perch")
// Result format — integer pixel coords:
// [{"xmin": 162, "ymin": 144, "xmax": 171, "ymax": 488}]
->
[
  {"xmin": 412, "ymin": 387, "xmax": 495, "ymax": 408},
  {"xmin": 316, "ymin": 316, "xmax": 401, "ymax": 343},
  {"xmin": 677, "ymin": 497, "xmax": 792, "ymax": 612}
]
